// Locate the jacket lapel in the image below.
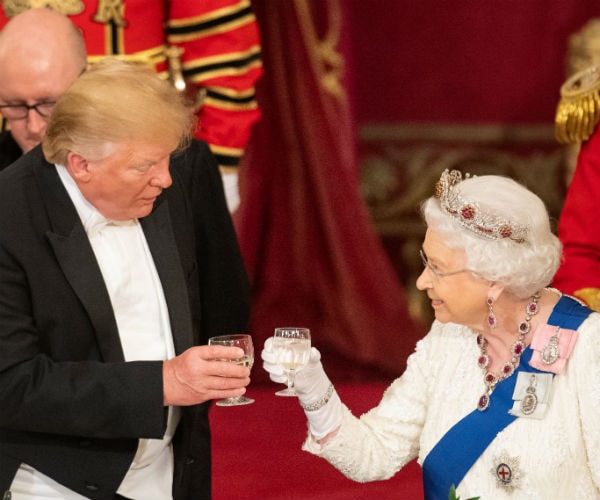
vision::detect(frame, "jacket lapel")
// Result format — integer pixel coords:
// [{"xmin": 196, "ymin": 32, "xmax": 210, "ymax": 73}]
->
[
  {"xmin": 35, "ymin": 154, "xmax": 125, "ymax": 362},
  {"xmin": 140, "ymin": 200, "xmax": 195, "ymax": 354}
]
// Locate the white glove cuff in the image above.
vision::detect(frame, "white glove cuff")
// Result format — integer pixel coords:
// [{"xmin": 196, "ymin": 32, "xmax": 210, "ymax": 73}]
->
[
  {"xmin": 299, "ymin": 383, "xmax": 335, "ymax": 412},
  {"xmin": 303, "ymin": 390, "xmax": 344, "ymax": 439}
]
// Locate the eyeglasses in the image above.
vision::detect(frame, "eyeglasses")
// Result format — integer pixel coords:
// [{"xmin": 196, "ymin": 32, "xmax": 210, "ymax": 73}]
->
[
  {"xmin": 419, "ymin": 248, "xmax": 470, "ymax": 279},
  {"xmin": 0, "ymin": 101, "xmax": 56, "ymax": 120}
]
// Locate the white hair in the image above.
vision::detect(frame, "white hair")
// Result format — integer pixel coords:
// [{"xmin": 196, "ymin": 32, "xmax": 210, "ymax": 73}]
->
[{"xmin": 421, "ymin": 173, "xmax": 562, "ymax": 298}]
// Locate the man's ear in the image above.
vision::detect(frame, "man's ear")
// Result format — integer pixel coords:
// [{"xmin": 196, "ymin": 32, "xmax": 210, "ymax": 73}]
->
[{"xmin": 65, "ymin": 152, "xmax": 92, "ymax": 182}]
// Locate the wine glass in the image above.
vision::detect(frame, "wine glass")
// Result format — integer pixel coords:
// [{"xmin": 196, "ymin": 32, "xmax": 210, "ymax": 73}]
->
[
  {"xmin": 208, "ymin": 334, "xmax": 255, "ymax": 406},
  {"xmin": 272, "ymin": 327, "xmax": 311, "ymax": 397}
]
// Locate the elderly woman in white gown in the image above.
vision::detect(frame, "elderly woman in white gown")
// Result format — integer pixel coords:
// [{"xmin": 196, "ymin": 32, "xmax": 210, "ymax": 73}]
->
[{"xmin": 262, "ymin": 169, "xmax": 600, "ymax": 499}]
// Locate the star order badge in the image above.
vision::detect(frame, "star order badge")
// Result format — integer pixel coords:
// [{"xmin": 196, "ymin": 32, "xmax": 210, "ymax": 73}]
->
[{"xmin": 490, "ymin": 452, "xmax": 524, "ymax": 493}]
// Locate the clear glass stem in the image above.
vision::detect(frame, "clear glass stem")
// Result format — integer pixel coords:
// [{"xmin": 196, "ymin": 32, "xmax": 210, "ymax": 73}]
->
[{"xmin": 286, "ymin": 369, "xmax": 296, "ymax": 392}]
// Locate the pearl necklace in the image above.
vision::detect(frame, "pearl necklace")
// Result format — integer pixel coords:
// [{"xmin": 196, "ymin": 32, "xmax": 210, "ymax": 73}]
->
[{"xmin": 476, "ymin": 292, "xmax": 540, "ymax": 411}]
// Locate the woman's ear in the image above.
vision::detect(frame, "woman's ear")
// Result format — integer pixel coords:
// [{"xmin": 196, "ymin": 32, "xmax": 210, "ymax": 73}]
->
[
  {"xmin": 65, "ymin": 152, "xmax": 91, "ymax": 182},
  {"xmin": 487, "ymin": 282, "xmax": 505, "ymax": 302}
]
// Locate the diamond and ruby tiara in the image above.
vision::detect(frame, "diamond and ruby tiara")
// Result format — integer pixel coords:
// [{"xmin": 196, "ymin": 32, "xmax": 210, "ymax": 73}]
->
[{"xmin": 434, "ymin": 169, "xmax": 528, "ymax": 244}]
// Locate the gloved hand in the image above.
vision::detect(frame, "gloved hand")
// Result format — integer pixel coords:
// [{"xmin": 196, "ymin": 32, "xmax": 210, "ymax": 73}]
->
[
  {"xmin": 261, "ymin": 336, "xmax": 287, "ymax": 384},
  {"xmin": 262, "ymin": 337, "xmax": 344, "ymax": 439}
]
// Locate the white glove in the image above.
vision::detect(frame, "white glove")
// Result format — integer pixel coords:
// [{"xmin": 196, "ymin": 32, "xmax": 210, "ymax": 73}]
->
[
  {"xmin": 220, "ymin": 170, "xmax": 240, "ymax": 214},
  {"xmin": 261, "ymin": 337, "xmax": 287, "ymax": 384},
  {"xmin": 262, "ymin": 337, "xmax": 344, "ymax": 439}
]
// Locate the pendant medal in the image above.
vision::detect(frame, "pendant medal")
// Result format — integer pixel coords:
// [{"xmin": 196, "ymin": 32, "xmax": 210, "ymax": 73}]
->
[
  {"xmin": 541, "ymin": 328, "xmax": 560, "ymax": 365},
  {"xmin": 519, "ymin": 375, "xmax": 538, "ymax": 415}
]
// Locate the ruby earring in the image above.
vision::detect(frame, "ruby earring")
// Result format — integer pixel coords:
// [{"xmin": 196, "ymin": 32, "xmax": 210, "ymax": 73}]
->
[{"xmin": 487, "ymin": 297, "xmax": 497, "ymax": 328}]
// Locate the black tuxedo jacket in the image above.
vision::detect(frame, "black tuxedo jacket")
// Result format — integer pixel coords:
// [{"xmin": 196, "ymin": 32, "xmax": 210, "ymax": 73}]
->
[
  {"xmin": 0, "ymin": 140, "xmax": 251, "ymax": 499},
  {"xmin": 0, "ymin": 131, "xmax": 22, "ymax": 171}
]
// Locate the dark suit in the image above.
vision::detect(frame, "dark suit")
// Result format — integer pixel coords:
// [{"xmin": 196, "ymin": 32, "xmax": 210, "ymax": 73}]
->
[
  {"xmin": 0, "ymin": 130, "xmax": 22, "ymax": 171},
  {"xmin": 0, "ymin": 140, "xmax": 251, "ymax": 499}
]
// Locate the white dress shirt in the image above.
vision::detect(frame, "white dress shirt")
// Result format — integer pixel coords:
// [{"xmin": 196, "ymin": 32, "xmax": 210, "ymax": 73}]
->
[{"xmin": 11, "ymin": 165, "xmax": 180, "ymax": 499}]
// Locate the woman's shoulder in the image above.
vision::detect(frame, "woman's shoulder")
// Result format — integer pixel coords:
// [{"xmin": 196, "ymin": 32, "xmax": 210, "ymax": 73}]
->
[
  {"xmin": 552, "ymin": 293, "xmax": 600, "ymax": 338},
  {"xmin": 422, "ymin": 320, "xmax": 473, "ymax": 341},
  {"xmin": 575, "ymin": 308, "xmax": 600, "ymax": 345},
  {"xmin": 555, "ymin": 299, "xmax": 600, "ymax": 371},
  {"xmin": 413, "ymin": 320, "xmax": 476, "ymax": 361}
]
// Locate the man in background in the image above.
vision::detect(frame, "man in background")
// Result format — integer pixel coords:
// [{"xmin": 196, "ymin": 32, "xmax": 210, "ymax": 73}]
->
[
  {"xmin": 0, "ymin": 0, "xmax": 263, "ymax": 212},
  {"xmin": 0, "ymin": 8, "xmax": 87, "ymax": 169}
]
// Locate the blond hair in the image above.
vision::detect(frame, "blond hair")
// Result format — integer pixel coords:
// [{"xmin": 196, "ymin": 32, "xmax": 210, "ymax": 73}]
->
[{"xmin": 43, "ymin": 58, "xmax": 195, "ymax": 164}]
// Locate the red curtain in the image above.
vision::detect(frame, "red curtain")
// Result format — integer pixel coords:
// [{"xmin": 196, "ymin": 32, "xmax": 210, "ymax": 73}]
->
[{"xmin": 235, "ymin": 0, "xmax": 426, "ymax": 383}]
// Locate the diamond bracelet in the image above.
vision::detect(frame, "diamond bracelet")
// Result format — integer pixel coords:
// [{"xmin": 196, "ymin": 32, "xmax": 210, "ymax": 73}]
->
[{"xmin": 300, "ymin": 383, "xmax": 335, "ymax": 412}]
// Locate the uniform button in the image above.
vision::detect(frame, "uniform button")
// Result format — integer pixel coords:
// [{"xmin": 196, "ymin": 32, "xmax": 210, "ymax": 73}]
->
[
  {"xmin": 184, "ymin": 457, "xmax": 195, "ymax": 465},
  {"xmin": 84, "ymin": 482, "xmax": 99, "ymax": 491}
]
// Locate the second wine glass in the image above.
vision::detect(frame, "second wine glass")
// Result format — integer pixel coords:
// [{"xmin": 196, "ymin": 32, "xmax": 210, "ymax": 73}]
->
[
  {"xmin": 272, "ymin": 327, "xmax": 311, "ymax": 397},
  {"xmin": 208, "ymin": 334, "xmax": 254, "ymax": 406}
]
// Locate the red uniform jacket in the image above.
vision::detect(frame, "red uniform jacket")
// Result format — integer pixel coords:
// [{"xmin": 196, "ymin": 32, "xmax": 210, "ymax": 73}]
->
[
  {"xmin": 0, "ymin": 0, "xmax": 263, "ymax": 169},
  {"xmin": 553, "ymin": 128, "xmax": 600, "ymax": 310}
]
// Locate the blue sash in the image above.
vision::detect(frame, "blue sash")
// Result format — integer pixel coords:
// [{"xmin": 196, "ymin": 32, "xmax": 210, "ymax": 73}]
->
[{"xmin": 422, "ymin": 295, "xmax": 591, "ymax": 500}]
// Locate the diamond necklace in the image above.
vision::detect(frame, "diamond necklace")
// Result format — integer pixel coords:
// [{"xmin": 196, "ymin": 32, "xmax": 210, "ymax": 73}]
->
[{"xmin": 476, "ymin": 292, "xmax": 540, "ymax": 411}]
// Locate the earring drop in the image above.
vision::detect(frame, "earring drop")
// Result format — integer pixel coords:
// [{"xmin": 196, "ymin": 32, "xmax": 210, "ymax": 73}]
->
[{"xmin": 487, "ymin": 297, "xmax": 497, "ymax": 328}]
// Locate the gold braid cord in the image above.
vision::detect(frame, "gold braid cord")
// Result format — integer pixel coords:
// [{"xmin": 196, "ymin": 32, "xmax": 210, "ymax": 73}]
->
[{"xmin": 555, "ymin": 66, "xmax": 600, "ymax": 144}]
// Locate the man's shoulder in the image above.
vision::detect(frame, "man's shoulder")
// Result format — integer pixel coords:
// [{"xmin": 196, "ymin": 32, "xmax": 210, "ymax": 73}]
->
[
  {"xmin": 0, "ymin": 146, "xmax": 48, "ymax": 205},
  {"xmin": 170, "ymin": 139, "xmax": 220, "ymax": 183},
  {"xmin": 171, "ymin": 139, "xmax": 214, "ymax": 166},
  {"xmin": 164, "ymin": 139, "xmax": 230, "ymax": 221},
  {"xmin": 0, "ymin": 131, "xmax": 23, "ymax": 171}
]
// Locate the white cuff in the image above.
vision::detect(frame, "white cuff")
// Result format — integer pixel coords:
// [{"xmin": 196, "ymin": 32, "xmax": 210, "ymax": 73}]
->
[{"xmin": 305, "ymin": 391, "xmax": 344, "ymax": 439}]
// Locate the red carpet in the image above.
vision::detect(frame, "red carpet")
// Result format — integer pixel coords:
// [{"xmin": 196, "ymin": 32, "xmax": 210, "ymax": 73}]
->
[{"xmin": 211, "ymin": 382, "xmax": 424, "ymax": 500}]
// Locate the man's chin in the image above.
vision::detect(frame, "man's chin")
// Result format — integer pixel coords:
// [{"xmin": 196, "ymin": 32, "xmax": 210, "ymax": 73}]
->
[{"xmin": 136, "ymin": 204, "xmax": 155, "ymax": 219}]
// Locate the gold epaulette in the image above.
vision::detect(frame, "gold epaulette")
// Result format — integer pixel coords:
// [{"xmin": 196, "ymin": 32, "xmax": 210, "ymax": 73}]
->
[
  {"xmin": 573, "ymin": 287, "xmax": 600, "ymax": 312},
  {"xmin": 555, "ymin": 66, "xmax": 600, "ymax": 144}
]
